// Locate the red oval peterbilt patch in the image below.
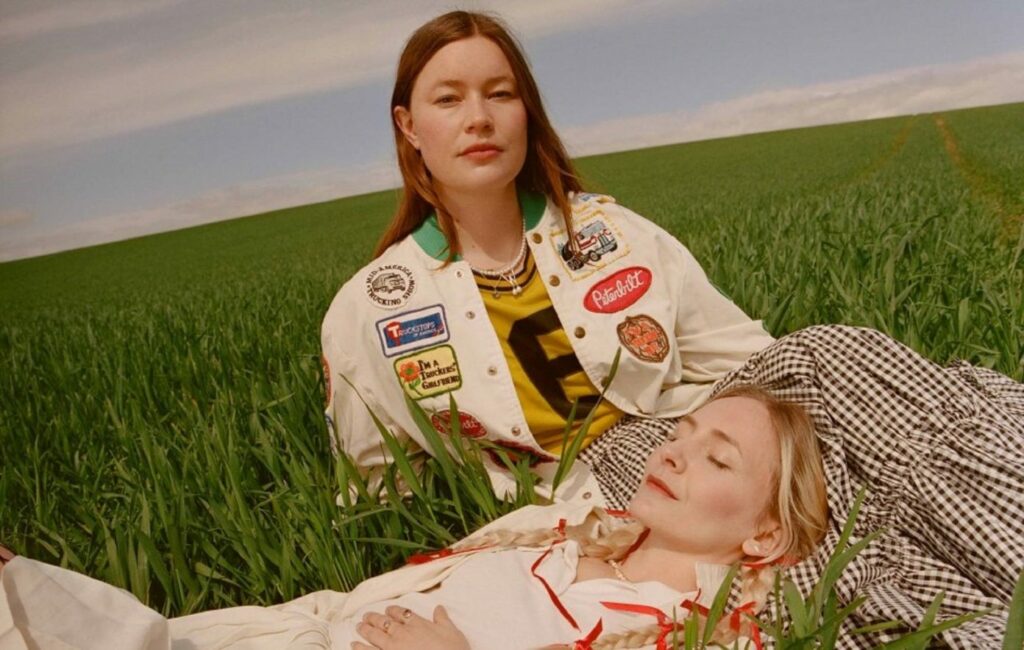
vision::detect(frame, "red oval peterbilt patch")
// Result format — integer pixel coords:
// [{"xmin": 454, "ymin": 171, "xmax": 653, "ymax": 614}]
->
[{"xmin": 583, "ymin": 266, "xmax": 652, "ymax": 313}]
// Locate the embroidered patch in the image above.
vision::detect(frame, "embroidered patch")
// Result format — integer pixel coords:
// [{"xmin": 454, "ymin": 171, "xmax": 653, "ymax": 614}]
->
[
  {"xmin": 583, "ymin": 266, "xmax": 652, "ymax": 313},
  {"xmin": 375, "ymin": 304, "xmax": 449, "ymax": 357},
  {"xmin": 321, "ymin": 355, "xmax": 332, "ymax": 407},
  {"xmin": 393, "ymin": 345, "xmax": 462, "ymax": 400},
  {"xmin": 484, "ymin": 439, "xmax": 556, "ymax": 468},
  {"xmin": 430, "ymin": 409, "xmax": 487, "ymax": 439},
  {"xmin": 616, "ymin": 314, "xmax": 670, "ymax": 363},
  {"xmin": 364, "ymin": 264, "xmax": 416, "ymax": 309},
  {"xmin": 573, "ymin": 192, "xmax": 616, "ymax": 205},
  {"xmin": 550, "ymin": 211, "xmax": 629, "ymax": 279}
]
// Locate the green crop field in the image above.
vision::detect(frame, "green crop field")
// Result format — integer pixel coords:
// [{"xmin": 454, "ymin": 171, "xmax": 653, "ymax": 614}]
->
[{"xmin": 1, "ymin": 102, "xmax": 1022, "ymax": 628}]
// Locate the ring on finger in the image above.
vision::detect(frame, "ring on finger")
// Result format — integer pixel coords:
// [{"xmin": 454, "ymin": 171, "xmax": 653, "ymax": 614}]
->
[
  {"xmin": 402, "ymin": 608, "xmax": 413, "ymax": 620},
  {"xmin": 382, "ymin": 619, "xmax": 392, "ymax": 633}
]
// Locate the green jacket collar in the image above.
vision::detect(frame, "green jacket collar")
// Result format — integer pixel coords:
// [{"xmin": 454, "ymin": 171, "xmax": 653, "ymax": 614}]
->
[{"xmin": 411, "ymin": 191, "xmax": 547, "ymax": 261}]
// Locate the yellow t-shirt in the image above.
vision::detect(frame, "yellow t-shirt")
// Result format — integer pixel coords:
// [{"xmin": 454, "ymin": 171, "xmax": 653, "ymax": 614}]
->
[{"xmin": 475, "ymin": 251, "xmax": 622, "ymax": 455}]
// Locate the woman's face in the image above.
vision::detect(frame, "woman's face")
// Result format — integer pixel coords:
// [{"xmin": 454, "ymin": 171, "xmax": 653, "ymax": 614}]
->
[
  {"xmin": 629, "ymin": 396, "xmax": 782, "ymax": 562},
  {"xmin": 394, "ymin": 36, "xmax": 528, "ymax": 198}
]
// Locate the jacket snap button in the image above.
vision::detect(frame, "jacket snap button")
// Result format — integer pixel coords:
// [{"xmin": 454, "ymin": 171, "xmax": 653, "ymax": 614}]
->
[
  {"xmin": 511, "ymin": 426, "xmax": 521, "ymax": 436},
  {"xmin": 574, "ymin": 326, "xmax": 585, "ymax": 338},
  {"xmin": 582, "ymin": 491, "xmax": 592, "ymax": 500},
  {"xmin": 548, "ymin": 275, "xmax": 560, "ymax": 287},
  {"xmin": 456, "ymin": 270, "xmax": 464, "ymax": 279},
  {"xmin": 466, "ymin": 310, "xmax": 475, "ymax": 320},
  {"xmin": 531, "ymin": 232, "xmax": 542, "ymax": 244},
  {"xmin": 487, "ymin": 366, "xmax": 498, "ymax": 376}
]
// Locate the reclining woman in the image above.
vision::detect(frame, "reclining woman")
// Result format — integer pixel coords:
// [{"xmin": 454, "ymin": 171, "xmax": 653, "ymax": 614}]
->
[
  {"xmin": 320, "ymin": 10, "xmax": 775, "ymax": 508},
  {"xmin": 0, "ymin": 386, "xmax": 828, "ymax": 649}
]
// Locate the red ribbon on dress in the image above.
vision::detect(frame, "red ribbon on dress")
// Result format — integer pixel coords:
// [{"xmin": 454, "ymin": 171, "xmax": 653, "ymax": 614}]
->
[
  {"xmin": 599, "ymin": 601, "xmax": 676, "ymax": 650},
  {"xmin": 572, "ymin": 619, "xmax": 604, "ymax": 649},
  {"xmin": 532, "ymin": 545, "xmax": 581, "ymax": 631}
]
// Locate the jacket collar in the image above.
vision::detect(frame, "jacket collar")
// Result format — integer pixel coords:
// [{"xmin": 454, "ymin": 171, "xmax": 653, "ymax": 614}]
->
[{"xmin": 411, "ymin": 190, "xmax": 547, "ymax": 261}]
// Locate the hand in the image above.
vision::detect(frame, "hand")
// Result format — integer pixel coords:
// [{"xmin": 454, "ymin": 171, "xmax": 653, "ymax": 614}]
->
[{"xmin": 352, "ymin": 605, "xmax": 470, "ymax": 650}]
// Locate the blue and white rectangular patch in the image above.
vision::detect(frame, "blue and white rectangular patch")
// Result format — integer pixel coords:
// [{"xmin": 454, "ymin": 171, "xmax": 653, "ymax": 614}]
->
[{"xmin": 375, "ymin": 304, "xmax": 450, "ymax": 357}]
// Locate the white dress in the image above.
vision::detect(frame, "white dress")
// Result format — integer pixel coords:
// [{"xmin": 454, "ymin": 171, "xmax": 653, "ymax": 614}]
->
[{"xmin": 0, "ymin": 542, "xmax": 729, "ymax": 650}]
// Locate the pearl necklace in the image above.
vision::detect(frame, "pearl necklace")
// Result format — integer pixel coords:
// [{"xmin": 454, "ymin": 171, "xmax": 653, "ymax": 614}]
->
[
  {"xmin": 607, "ymin": 558, "xmax": 632, "ymax": 583},
  {"xmin": 468, "ymin": 221, "xmax": 528, "ymax": 296}
]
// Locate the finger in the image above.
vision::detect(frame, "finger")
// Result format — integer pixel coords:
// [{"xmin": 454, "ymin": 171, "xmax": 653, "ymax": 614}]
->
[
  {"xmin": 350, "ymin": 643, "xmax": 377, "ymax": 650},
  {"xmin": 361, "ymin": 611, "xmax": 391, "ymax": 630},
  {"xmin": 384, "ymin": 605, "xmax": 420, "ymax": 624},
  {"xmin": 355, "ymin": 621, "xmax": 391, "ymax": 648},
  {"xmin": 433, "ymin": 605, "xmax": 452, "ymax": 626}
]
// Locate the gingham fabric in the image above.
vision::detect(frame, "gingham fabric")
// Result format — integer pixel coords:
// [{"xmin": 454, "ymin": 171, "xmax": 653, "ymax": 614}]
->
[{"xmin": 581, "ymin": 325, "xmax": 1023, "ymax": 648}]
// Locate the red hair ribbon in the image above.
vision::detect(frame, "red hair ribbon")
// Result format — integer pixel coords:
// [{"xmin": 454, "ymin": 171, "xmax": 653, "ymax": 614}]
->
[
  {"xmin": 599, "ymin": 601, "xmax": 675, "ymax": 650},
  {"xmin": 406, "ymin": 543, "xmax": 494, "ymax": 565},
  {"xmin": 532, "ymin": 545, "xmax": 580, "ymax": 631},
  {"xmin": 572, "ymin": 619, "xmax": 604, "ymax": 649},
  {"xmin": 728, "ymin": 601, "xmax": 764, "ymax": 650},
  {"xmin": 604, "ymin": 508, "xmax": 631, "ymax": 517},
  {"xmin": 555, "ymin": 518, "xmax": 568, "ymax": 537}
]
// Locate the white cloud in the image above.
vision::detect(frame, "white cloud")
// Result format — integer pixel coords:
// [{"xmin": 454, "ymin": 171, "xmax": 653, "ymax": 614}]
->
[
  {"xmin": 561, "ymin": 51, "xmax": 1024, "ymax": 156},
  {"xmin": 0, "ymin": 0, "xmax": 187, "ymax": 41},
  {"xmin": 0, "ymin": 162, "xmax": 400, "ymax": 262},
  {"xmin": 0, "ymin": 0, "xmax": 686, "ymax": 157},
  {"xmin": 0, "ymin": 208, "xmax": 34, "ymax": 227}
]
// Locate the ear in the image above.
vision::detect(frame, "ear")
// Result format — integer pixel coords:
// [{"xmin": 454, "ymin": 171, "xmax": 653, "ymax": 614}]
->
[
  {"xmin": 741, "ymin": 520, "xmax": 783, "ymax": 561},
  {"xmin": 393, "ymin": 105, "xmax": 419, "ymax": 150}
]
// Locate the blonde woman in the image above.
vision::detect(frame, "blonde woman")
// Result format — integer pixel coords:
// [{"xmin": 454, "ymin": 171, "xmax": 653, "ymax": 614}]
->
[
  {"xmin": 321, "ymin": 10, "xmax": 775, "ymax": 507},
  {"xmin": 0, "ymin": 387, "xmax": 827, "ymax": 649}
]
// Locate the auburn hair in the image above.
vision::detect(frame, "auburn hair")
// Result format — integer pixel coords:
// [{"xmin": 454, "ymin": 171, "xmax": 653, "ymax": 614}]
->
[{"xmin": 374, "ymin": 10, "xmax": 583, "ymax": 261}]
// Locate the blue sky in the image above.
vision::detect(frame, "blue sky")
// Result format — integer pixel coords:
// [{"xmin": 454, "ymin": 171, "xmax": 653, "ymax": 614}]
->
[{"xmin": 1, "ymin": 0, "xmax": 1023, "ymax": 261}]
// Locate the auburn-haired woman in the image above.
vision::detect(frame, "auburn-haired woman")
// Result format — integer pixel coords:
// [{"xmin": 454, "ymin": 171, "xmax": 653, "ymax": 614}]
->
[{"xmin": 320, "ymin": 10, "xmax": 774, "ymax": 508}]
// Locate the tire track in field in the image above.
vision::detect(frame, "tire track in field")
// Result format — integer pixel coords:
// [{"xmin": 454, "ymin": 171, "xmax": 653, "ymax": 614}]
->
[
  {"xmin": 934, "ymin": 114, "xmax": 1022, "ymax": 235},
  {"xmin": 839, "ymin": 117, "xmax": 916, "ymax": 188}
]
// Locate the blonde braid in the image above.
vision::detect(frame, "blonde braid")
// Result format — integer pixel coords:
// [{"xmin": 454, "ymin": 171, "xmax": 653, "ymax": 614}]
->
[
  {"xmin": 451, "ymin": 509, "xmax": 645, "ymax": 558},
  {"xmin": 590, "ymin": 623, "xmax": 665, "ymax": 649}
]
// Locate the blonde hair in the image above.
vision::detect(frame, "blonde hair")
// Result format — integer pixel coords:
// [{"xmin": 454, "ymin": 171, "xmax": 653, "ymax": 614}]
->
[{"xmin": 452, "ymin": 385, "xmax": 828, "ymax": 647}]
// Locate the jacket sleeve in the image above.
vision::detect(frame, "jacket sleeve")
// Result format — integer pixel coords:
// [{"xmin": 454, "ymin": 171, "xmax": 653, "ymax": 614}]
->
[
  {"xmin": 666, "ymin": 237, "xmax": 775, "ymax": 383},
  {"xmin": 321, "ymin": 327, "xmax": 425, "ymax": 487}
]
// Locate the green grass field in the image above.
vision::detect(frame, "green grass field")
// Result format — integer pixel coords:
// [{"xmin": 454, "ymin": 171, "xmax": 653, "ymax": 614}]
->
[{"xmin": 1, "ymin": 102, "xmax": 1022, "ymax": 621}]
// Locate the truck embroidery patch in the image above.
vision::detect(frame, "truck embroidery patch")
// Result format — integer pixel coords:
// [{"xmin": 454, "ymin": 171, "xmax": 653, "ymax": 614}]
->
[
  {"xmin": 375, "ymin": 304, "xmax": 449, "ymax": 357},
  {"xmin": 430, "ymin": 409, "xmax": 487, "ymax": 438},
  {"xmin": 393, "ymin": 345, "xmax": 462, "ymax": 400},
  {"xmin": 550, "ymin": 211, "xmax": 628, "ymax": 279},
  {"xmin": 583, "ymin": 267, "xmax": 652, "ymax": 313},
  {"xmin": 365, "ymin": 264, "xmax": 416, "ymax": 309},
  {"xmin": 616, "ymin": 314, "xmax": 669, "ymax": 363}
]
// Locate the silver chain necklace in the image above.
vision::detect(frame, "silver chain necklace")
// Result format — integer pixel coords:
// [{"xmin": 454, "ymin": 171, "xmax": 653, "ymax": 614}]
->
[{"xmin": 468, "ymin": 221, "xmax": 528, "ymax": 296}]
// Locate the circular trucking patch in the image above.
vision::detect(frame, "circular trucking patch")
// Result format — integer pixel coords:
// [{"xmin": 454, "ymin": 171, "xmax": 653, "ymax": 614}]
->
[{"xmin": 365, "ymin": 264, "xmax": 416, "ymax": 309}]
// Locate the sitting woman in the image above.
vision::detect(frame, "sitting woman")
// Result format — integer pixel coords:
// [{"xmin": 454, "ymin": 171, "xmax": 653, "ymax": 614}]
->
[{"xmin": 0, "ymin": 386, "xmax": 827, "ymax": 649}]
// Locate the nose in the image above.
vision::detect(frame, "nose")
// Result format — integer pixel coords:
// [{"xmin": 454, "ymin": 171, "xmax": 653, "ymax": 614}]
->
[
  {"xmin": 659, "ymin": 442, "xmax": 687, "ymax": 473},
  {"xmin": 464, "ymin": 94, "xmax": 493, "ymax": 134}
]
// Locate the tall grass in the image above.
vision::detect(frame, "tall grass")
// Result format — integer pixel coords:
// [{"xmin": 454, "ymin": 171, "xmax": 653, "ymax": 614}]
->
[{"xmin": 1, "ymin": 103, "xmax": 1022, "ymax": 626}]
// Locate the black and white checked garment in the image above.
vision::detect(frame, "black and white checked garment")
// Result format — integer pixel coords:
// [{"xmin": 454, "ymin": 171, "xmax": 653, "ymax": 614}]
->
[{"xmin": 579, "ymin": 325, "xmax": 1023, "ymax": 648}]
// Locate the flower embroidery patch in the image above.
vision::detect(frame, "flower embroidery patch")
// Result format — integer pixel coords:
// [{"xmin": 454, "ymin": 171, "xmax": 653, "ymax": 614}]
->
[{"xmin": 393, "ymin": 344, "xmax": 462, "ymax": 400}]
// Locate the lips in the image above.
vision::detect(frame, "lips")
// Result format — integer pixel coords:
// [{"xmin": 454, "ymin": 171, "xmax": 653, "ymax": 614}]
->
[
  {"xmin": 645, "ymin": 475, "xmax": 677, "ymax": 500},
  {"xmin": 460, "ymin": 143, "xmax": 502, "ymax": 156}
]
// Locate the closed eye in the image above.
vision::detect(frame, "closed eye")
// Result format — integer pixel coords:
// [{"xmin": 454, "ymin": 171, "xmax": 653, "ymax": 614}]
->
[
  {"xmin": 435, "ymin": 94, "xmax": 459, "ymax": 105},
  {"xmin": 708, "ymin": 455, "xmax": 730, "ymax": 470},
  {"xmin": 489, "ymin": 90, "xmax": 514, "ymax": 99}
]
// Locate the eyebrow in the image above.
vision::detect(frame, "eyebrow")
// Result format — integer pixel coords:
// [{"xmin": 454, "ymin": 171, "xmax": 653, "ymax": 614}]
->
[
  {"xmin": 680, "ymin": 415, "xmax": 743, "ymax": 458},
  {"xmin": 431, "ymin": 75, "xmax": 515, "ymax": 89}
]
